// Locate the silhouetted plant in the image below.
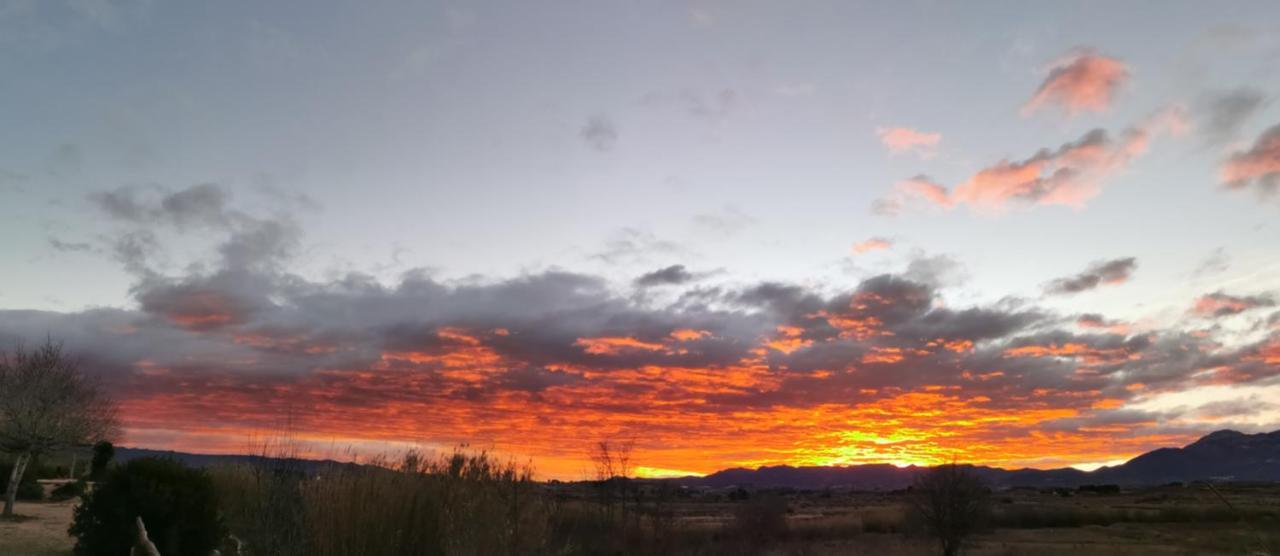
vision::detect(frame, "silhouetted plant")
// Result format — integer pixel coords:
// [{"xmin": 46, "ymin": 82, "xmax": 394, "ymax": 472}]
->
[
  {"xmin": 69, "ymin": 457, "xmax": 226, "ymax": 556},
  {"xmin": 909, "ymin": 463, "xmax": 990, "ymax": 556},
  {"xmin": 50, "ymin": 479, "xmax": 87, "ymax": 501},
  {"xmin": 90, "ymin": 441, "xmax": 114, "ymax": 480}
]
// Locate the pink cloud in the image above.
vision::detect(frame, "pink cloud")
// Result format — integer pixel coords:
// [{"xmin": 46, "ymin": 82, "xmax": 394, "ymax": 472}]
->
[
  {"xmin": 852, "ymin": 237, "xmax": 893, "ymax": 254},
  {"xmin": 880, "ymin": 107, "xmax": 1187, "ymax": 213},
  {"xmin": 1023, "ymin": 50, "xmax": 1129, "ymax": 116},
  {"xmin": 877, "ymin": 127, "xmax": 941, "ymax": 156},
  {"xmin": 1192, "ymin": 292, "xmax": 1275, "ymax": 318},
  {"xmin": 1221, "ymin": 124, "xmax": 1280, "ymax": 196}
]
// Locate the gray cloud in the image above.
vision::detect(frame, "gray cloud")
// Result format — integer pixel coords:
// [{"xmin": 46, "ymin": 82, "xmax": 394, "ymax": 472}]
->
[
  {"xmin": 580, "ymin": 115, "xmax": 618, "ymax": 151},
  {"xmin": 48, "ymin": 237, "xmax": 94, "ymax": 253},
  {"xmin": 634, "ymin": 264, "xmax": 696, "ymax": 287},
  {"xmin": 1046, "ymin": 257, "xmax": 1137, "ymax": 295},
  {"xmin": 1197, "ymin": 88, "xmax": 1268, "ymax": 147}
]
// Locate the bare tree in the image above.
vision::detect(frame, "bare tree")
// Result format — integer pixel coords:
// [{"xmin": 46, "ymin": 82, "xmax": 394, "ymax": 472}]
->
[
  {"xmin": 909, "ymin": 463, "xmax": 989, "ymax": 556},
  {"xmin": 0, "ymin": 340, "xmax": 118, "ymax": 516}
]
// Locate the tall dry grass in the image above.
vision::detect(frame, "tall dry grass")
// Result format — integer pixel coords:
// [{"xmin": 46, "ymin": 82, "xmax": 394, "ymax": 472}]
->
[{"xmin": 210, "ymin": 447, "xmax": 551, "ymax": 556}]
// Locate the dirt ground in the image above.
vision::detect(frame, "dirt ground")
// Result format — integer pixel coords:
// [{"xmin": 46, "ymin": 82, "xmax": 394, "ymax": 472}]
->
[{"xmin": 0, "ymin": 501, "xmax": 76, "ymax": 556}]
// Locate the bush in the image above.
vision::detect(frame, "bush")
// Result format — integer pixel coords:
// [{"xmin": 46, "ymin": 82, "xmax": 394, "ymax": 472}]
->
[
  {"xmin": 90, "ymin": 441, "xmax": 114, "ymax": 480},
  {"xmin": 69, "ymin": 457, "xmax": 226, "ymax": 556},
  {"xmin": 50, "ymin": 480, "xmax": 87, "ymax": 502},
  {"xmin": 731, "ymin": 494, "xmax": 789, "ymax": 543}
]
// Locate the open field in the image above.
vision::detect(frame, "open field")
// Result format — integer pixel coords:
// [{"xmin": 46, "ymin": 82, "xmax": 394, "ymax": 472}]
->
[{"xmin": 4, "ymin": 482, "xmax": 1277, "ymax": 555}]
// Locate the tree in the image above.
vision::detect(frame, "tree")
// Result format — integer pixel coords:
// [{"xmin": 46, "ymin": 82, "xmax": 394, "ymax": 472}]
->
[
  {"xmin": 909, "ymin": 463, "xmax": 990, "ymax": 556},
  {"xmin": 0, "ymin": 340, "xmax": 118, "ymax": 516}
]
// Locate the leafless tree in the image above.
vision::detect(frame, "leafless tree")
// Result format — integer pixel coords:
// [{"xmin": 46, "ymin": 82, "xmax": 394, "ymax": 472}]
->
[
  {"xmin": 0, "ymin": 340, "xmax": 118, "ymax": 516},
  {"xmin": 909, "ymin": 463, "xmax": 989, "ymax": 556}
]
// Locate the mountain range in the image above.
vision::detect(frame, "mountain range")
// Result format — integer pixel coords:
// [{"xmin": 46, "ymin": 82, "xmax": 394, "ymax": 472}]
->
[
  {"xmin": 115, "ymin": 429, "xmax": 1280, "ymax": 490},
  {"xmin": 675, "ymin": 429, "xmax": 1280, "ymax": 490}
]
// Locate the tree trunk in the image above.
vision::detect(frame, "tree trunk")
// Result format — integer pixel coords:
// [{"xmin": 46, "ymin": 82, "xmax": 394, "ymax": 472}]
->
[{"xmin": 3, "ymin": 451, "xmax": 31, "ymax": 517}]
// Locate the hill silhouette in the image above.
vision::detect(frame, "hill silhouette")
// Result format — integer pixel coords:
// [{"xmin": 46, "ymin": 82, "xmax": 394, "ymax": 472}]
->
[{"xmin": 112, "ymin": 429, "xmax": 1280, "ymax": 489}]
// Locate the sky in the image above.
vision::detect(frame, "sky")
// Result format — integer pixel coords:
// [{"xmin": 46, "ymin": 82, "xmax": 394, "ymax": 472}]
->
[{"xmin": 1, "ymin": 0, "xmax": 1279, "ymax": 479}]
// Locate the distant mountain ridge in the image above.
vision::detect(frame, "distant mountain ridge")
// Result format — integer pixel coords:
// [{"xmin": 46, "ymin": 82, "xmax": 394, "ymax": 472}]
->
[
  {"xmin": 114, "ymin": 429, "xmax": 1280, "ymax": 489},
  {"xmin": 677, "ymin": 429, "xmax": 1280, "ymax": 490}
]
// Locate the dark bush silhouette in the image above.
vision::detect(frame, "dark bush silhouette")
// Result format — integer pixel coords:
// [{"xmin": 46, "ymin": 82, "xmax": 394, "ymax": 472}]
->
[
  {"xmin": 90, "ymin": 441, "xmax": 114, "ymax": 480},
  {"xmin": 909, "ymin": 464, "xmax": 990, "ymax": 556},
  {"xmin": 732, "ymin": 493, "xmax": 789, "ymax": 543},
  {"xmin": 50, "ymin": 479, "xmax": 87, "ymax": 501},
  {"xmin": 69, "ymin": 457, "xmax": 225, "ymax": 556}
]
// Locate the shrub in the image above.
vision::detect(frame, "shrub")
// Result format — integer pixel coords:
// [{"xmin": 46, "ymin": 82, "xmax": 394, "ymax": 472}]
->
[
  {"xmin": 69, "ymin": 457, "xmax": 226, "ymax": 556},
  {"xmin": 731, "ymin": 493, "xmax": 789, "ymax": 543},
  {"xmin": 90, "ymin": 441, "xmax": 114, "ymax": 480},
  {"xmin": 50, "ymin": 480, "xmax": 87, "ymax": 502}
]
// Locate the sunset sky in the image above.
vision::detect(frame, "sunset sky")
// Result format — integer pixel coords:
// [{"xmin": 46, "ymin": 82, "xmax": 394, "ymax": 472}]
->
[{"xmin": 2, "ymin": 1, "xmax": 1279, "ymax": 479}]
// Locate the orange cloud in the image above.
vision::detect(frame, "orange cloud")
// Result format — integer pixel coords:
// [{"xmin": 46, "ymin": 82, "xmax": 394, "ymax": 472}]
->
[
  {"xmin": 670, "ymin": 328, "xmax": 711, "ymax": 341},
  {"xmin": 877, "ymin": 126, "xmax": 941, "ymax": 156},
  {"xmin": 889, "ymin": 107, "xmax": 1186, "ymax": 212},
  {"xmin": 575, "ymin": 336, "xmax": 668, "ymax": 355},
  {"xmin": 1192, "ymin": 292, "xmax": 1275, "ymax": 317},
  {"xmin": 851, "ymin": 237, "xmax": 893, "ymax": 254},
  {"xmin": 1023, "ymin": 51, "xmax": 1128, "ymax": 116}
]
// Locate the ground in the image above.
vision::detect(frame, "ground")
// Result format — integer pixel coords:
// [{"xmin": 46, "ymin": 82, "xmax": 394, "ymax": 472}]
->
[
  {"xmin": 0, "ymin": 501, "xmax": 75, "ymax": 556},
  {"xmin": 1, "ymin": 484, "xmax": 1277, "ymax": 555}
]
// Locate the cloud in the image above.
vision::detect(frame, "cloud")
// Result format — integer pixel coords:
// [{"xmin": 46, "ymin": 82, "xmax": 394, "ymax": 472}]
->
[
  {"xmin": 48, "ymin": 237, "xmax": 94, "ymax": 253},
  {"xmin": 1221, "ymin": 124, "xmax": 1280, "ymax": 197},
  {"xmin": 692, "ymin": 206, "xmax": 756, "ymax": 236},
  {"xmin": 872, "ymin": 176, "xmax": 952, "ymax": 216},
  {"xmin": 882, "ymin": 108, "xmax": 1187, "ymax": 213},
  {"xmin": 590, "ymin": 228, "xmax": 682, "ymax": 265},
  {"xmin": 634, "ymin": 265, "xmax": 696, "ymax": 287},
  {"xmin": 877, "ymin": 127, "xmax": 941, "ymax": 156},
  {"xmin": 5, "ymin": 190, "xmax": 1279, "ymax": 475},
  {"xmin": 638, "ymin": 88, "xmax": 737, "ymax": 122},
  {"xmin": 1046, "ymin": 258, "xmax": 1137, "ymax": 295},
  {"xmin": 1023, "ymin": 50, "xmax": 1128, "ymax": 116},
  {"xmin": 90, "ymin": 183, "xmax": 231, "ymax": 229},
  {"xmin": 1197, "ymin": 89, "xmax": 1268, "ymax": 147},
  {"xmin": 580, "ymin": 115, "xmax": 618, "ymax": 152},
  {"xmin": 851, "ymin": 237, "xmax": 892, "ymax": 254},
  {"xmin": 1192, "ymin": 291, "xmax": 1275, "ymax": 317},
  {"xmin": 1076, "ymin": 313, "xmax": 1130, "ymax": 335},
  {"xmin": 1192, "ymin": 248, "xmax": 1230, "ymax": 278},
  {"xmin": 90, "ymin": 183, "xmax": 301, "ymax": 275}
]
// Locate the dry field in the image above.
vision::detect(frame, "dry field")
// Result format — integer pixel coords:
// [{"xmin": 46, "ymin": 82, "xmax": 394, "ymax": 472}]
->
[{"xmin": 1, "ymin": 483, "xmax": 1277, "ymax": 555}]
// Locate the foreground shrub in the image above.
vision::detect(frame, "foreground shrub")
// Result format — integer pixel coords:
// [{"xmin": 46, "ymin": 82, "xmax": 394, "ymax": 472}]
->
[
  {"xmin": 69, "ymin": 457, "xmax": 226, "ymax": 556},
  {"xmin": 50, "ymin": 480, "xmax": 87, "ymax": 502},
  {"xmin": 732, "ymin": 494, "xmax": 789, "ymax": 543}
]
